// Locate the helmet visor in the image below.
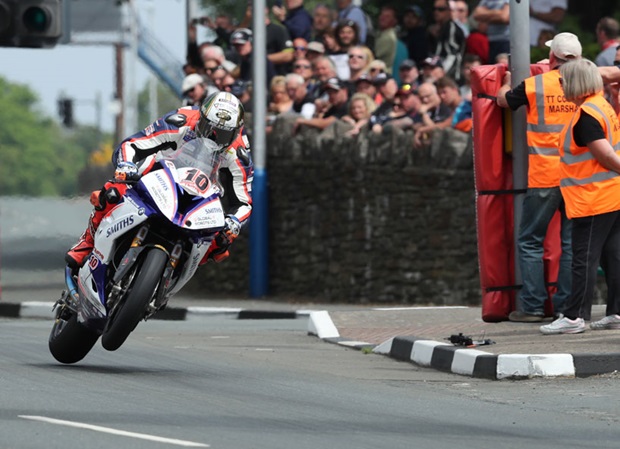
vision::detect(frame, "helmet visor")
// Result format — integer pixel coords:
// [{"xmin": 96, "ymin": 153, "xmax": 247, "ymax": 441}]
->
[{"xmin": 196, "ymin": 120, "xmax": 237, "ymax": 148}]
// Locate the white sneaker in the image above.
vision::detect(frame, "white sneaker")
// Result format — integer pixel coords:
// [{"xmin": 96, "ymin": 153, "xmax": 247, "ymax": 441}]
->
[
  {"xmin": 540, "ymin": 317, "xmax": 585, "ymax": 335},
  {"xmin": 590, "ymin": 314, "xmax": 620, "ymax": 330}
]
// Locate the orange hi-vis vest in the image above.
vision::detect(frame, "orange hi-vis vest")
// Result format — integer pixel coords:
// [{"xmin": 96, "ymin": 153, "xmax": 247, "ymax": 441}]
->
[
  {"xmin": 559, "ymin": 94, "xmax": 620, "ymax": 219},
  {"xmin": 524, "ymin": 69, "xmax": 578, "ymax": 188}
]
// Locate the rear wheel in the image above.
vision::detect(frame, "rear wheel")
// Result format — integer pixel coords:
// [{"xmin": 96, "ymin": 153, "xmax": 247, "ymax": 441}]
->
[
  {"xmin": 49, "ymin": 307, "xmax": 100, "ymax": 364},
  {"xmin": 101, "ymin": 248, "xmax": 168, "ymax": 351}
]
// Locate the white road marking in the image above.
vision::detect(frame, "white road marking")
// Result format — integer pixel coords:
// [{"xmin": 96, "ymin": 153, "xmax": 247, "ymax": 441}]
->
[
  {"xmin": 19, "ymin": 415, "xmax": 209, "ymax": 447},
  {"xmin": 210, "ymin": 336, "xmax": 230, "ymax": 339},
  {"xmin": 372, "ymin": 306, "xmax": 469, "ymax": 311}
]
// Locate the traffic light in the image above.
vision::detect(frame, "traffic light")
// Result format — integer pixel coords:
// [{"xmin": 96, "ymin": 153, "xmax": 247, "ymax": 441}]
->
[
  {"xmin": 0, "ymin": 0, "xmax": 62, "ymax": 48},
  {"xmin": 58, "ymin": 97, "xmax": 74, "ymax": 127}
]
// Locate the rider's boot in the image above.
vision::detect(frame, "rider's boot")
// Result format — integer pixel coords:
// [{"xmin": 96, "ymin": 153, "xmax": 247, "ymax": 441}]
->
[
  {"xmin": 199, "ymin": 237, "xmax": 230, "ymax": 265},
  {"xmin": 65, "ymin": 208, "xmax": 105, "ymax": 269}
]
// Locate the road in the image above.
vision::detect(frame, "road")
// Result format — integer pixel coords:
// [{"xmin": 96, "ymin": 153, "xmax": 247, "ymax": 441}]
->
[{"xmin": 1, "ymin": 315, "xmax": 619, "ymax": 449}]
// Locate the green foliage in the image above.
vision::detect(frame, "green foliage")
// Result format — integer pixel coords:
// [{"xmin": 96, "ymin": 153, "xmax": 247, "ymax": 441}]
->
[{"xmin": 0, "ymin": 76, "xmax": 111, "ymax": 197}]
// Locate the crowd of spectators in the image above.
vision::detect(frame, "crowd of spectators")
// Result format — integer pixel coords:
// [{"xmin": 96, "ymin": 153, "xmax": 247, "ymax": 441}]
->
[{"xmin": 181, "ymin": 0, "xmax": 578, "ymax": 145}]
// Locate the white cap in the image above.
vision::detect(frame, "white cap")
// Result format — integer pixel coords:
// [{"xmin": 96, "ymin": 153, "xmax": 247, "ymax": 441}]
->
[
  {"xmin": 545, "ymin": 32, "xmax": 582, "ymax": 60},
  {"xmin": 182, "ymin": 74, "xmax": 204, "ymax": 94}
]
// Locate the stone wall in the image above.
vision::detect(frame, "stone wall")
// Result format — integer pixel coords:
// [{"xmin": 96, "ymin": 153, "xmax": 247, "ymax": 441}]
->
[{"xmin": 188, "ymin": 115, "xmax": 483, "ymax": 306}]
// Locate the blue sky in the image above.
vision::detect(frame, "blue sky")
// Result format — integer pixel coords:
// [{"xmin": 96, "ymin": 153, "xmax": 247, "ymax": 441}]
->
[{"xmin": 0, "ymin": 0, "xmax": 192, "ymax": 133}]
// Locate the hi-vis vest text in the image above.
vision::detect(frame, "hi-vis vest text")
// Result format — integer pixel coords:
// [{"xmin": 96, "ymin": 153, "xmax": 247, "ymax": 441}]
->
[
  {"xmin": 559, "ymin": 94, "xmax": 620, "ymax": 219},
  {"xmin": 524, "ymin": 70, "xmax": 577, "ymax": 188}
]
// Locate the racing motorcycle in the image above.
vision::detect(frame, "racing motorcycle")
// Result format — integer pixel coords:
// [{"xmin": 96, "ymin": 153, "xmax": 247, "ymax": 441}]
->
[{"xmin": 49, "ymin": 138, "xmax": 227, "ymax": 364}]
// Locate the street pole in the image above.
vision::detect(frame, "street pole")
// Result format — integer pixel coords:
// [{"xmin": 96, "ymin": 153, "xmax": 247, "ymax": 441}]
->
[
  {"xmin": 249, "ymin": 0, "xmax": 269, "ymax": 297},
  {"xmin": 509, "ymin": 0, "xmax": 530, "ymax": 299}
]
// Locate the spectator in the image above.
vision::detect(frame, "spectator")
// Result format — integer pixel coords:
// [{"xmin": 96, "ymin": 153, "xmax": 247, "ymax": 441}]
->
[
  {"xmin": 294, "ymin": 77, "xmax": 350, "ymax": 132},
  {"xmin": 309, "ymin": 55, "xmax": 338, "ymax": 100},
  {"xmin": 540, "ymin": 59, "xmax": 620, "ymax": 335},
  {"xmin": 354, "ymin": 73, "xmax": 382, "ymax": 106},
  {"xmin": 450, "ymin": 0, "xmax": 470, "ymax": 37},
  {"xmin": 374, "ymin": 6, "xmax": 400, "ymax": 76},
  {"xmin": 370, "ymin": 73, "xmax": 399, "ymax": 119},
  {"xmin": 310, "ymin": 3, "xmax": 334, "ymax": 46},
  {"xmin": 347, "ymin": 45, "xmax": 373, "ymax": 84},
  {"xmin": 496, "ymin": 32, "xmax": 581, "ymax": 322},
  {"xmin": 286, "ymin": 73, "xmax": 316, "ymax": 119},
  {"xmin": 293, "ymin": 37, "xmax": 309, "ymax": 60},
  {"xmin": 368, "ymin": 59, "xmax": 388, "ymax": 79},
  {"xmin": 420, "ymin": 56, "xmax": 445, "ymax": 83},
  {"xmin": 401, "ymin": 5, "xmax": 429, "ymax": 70},
  {"xmin": 209, "ymin": 65, "xmax": 229, "ymax": 91},
  {"xmin": 200, "ymin": 14, "xmax": 236, "ymax": 52},
  {"xmin": 271, "ymin": 0, "xmax": 313, "ymax": 41},
  {"xmin": 472, "ymin": 0, "xmax": 510, "ymax": 64},
  {"xmin": 428, "ymin": 0, "xmax": 466, "ymax": 82},
  {"xmin": 181, "ymin": 73, "xmax": 209, "ymax": 106},
  {"xmin": 595, "ymin": 17, "xmax": 620, "ymax": 67},
  {"xmin": 186, "ymin": 21, "xmax": 211, "ymax": 71},
  {"xmin": 220, "ymin": 72, "xmax": 237, "ymax": 94},
  {"xmin": 292, "ymin": 57, "xmax": 314, "ymax": 83},
  {"xmin": 529, "ymin": 0, "xmax": 567, "ymax": 48},
  {"xmin": 335, "ymin": 0, "xmax": 369, "ymax": 45},
  {"xmin": 201, "ymin": 45, "xmax": 238, "ymax": 78},
  {"xmin": 267, "ymin": 76, "xmax": 294, "ymax": 133},
  {"xmin": 328, "ymin": 19, "xmax": 362, "ymax": 80},
  {"xmin": 436, "ymin": 76, "xmax": 462, "ymax": 122},
  {"xmin": 306, "ymin": 41, "xmax": 326, "ymax": 63},
  {"xmin": 414, "ymin": 81, "xmax": 452, "ymax": 148},
  {"xmin": 459, "ymin": 53, "xmax": 481, "ymax": 101},
  {"xmin": 240, "ymin": 6, "xmax": 295, "ymax": 76},
  {"xmin": 230, "ymin": 28, "xmax": 276, "ymax": 87},
  {"xmin": 343, "ymin": 92, "xmax": 377, "ymax": 136},
  {"xmin": 398, "ymin": 59, "xmax": 420, "ymax": 89},
  {"xmin": 371, "ymin": 84, "xmax": 423, "ymax": 135},
  {"xmin": 465, "ymin": 16, "xmax": 490, "ymax": 64}
]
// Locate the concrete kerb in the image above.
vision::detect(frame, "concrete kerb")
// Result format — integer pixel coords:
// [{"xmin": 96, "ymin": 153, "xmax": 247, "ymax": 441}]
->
[
  {"xmin": 306, "ymin": 310, "xmax": 620, "ymax": 380},
  {"xmin": 0, "ymin": 301, "xmax": 313, "ymax": 321}
]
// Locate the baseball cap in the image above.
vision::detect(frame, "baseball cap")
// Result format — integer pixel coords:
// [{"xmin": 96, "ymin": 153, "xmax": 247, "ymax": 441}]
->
[
  {"xmin": 230, "ymin": 28, "xmax": 253, "ymax": 45},
  {"xmin": 399, "ymin": 59, "xmax": 417, "ymax": 70},
  {"xmin": 182, "ymin": 74, "xmax": 204, "ymax": 94},
  {"xmin": 422, "ymin": 56, "xmax": 442, "ymax": 68},
  {"xmin": 354, "ymin": 72, "xmax": 373, "ymax": 84},
  {"xmin": 307, "ymin": 41, "xmax": 325, "ymax": 54},
  {"xmin": 404, "ymin": 5, "xmax": 424, "ymax": 19},
  {"xmin": 372, "ymin": 72, "xmax": 392, "ymax": 85},
  {"xmin": 545, "ymin": 32, "xmax": 582, "ymax": 60},
  {"xmin": 323, "ymin": 77, "xmax": 345, "ymax": 91}
]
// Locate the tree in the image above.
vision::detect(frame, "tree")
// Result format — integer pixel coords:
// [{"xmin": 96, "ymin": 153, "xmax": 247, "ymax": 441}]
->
[{"xmin": 0, "ymin": 76, "xmax": 111, "ymax": 197}]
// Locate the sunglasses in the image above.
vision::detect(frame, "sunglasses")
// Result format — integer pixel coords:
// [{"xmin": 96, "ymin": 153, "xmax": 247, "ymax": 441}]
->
[
  {"xmin": 615, "ymin": 60, "xmax": 620, "ymax": 66},
  {"xmin": 433, "ymin": 6, "xmax": 449, "ymax": 12},
  {"xmin": 294, "ymin": 64, "xmax": 311, "ymax": 69},
  {"xmin": 183, "ymin": 86, "xmax": 197, "ymax": 96},
  {"xmin": 295, "ymin": 46, "xmax": 307, "ymax": 51},
  {"xmin": 339, "ymin": 19, "xmax": 357, "ymax": 28},
  {"xmin": 397, "ymin": 84, "xmax": 417, "ymax": 96},
  {"xmin": 349, "ymin": 54, "xmax": 364, "ymax": 60},
  {"xmin": 205, "ymin": 65, "xmax": 224, "ymax": 73},
  {"xmin": 369, "ymin": 68, "xmax": 383, "ymax": 72},
  {"xmin": 222, "ymin": 84, "xmax": 235, "ymax": 90}
]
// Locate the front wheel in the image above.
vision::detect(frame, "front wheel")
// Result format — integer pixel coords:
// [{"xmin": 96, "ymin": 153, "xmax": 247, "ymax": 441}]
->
[
  {"xmin": 101, "ymin": 248, "xmax": 168, "ymax": 351},
  {"xmin": 49, "ymin": 308, "xmax": 100, "ymax": 364}
]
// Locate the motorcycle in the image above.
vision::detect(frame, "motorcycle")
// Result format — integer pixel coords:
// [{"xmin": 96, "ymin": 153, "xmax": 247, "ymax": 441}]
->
[{"xmin": 49, "ymin": 138, "xmax": 227, "ymax": 364}]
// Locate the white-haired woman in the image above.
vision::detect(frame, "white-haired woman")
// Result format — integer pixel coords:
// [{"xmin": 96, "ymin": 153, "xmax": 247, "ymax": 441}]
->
[{"xmin": 541, "ymin": 59, "xmax": 620, "ymax": 335}]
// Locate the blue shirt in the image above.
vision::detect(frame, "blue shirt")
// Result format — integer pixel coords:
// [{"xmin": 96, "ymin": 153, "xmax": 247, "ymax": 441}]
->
[{"xmin": 284, "ymin": 6, "xmax": 313, "ymax": 41}]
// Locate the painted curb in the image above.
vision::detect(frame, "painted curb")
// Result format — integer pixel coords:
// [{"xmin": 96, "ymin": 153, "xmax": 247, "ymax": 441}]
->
[
  {"xmin": 307, "ymin": 310, "xmax": 620, "ymax": 380},
  {"xmin": 0, "ymin": 302, "xmax": 310, "ymax": 321}
]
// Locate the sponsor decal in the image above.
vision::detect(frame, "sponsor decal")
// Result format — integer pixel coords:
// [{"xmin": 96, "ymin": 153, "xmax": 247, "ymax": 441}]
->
[
  {"xmin": 183, "ymin": 130, "xmax": 197, "ymax": 142},
  {"xmin": 106, "ymin": 216, "xmax": 135, "ymax": 237},
  {"xmin": 88, "ymin": 254, "xmax": 99, "ymax": 270},
  {"xmin": 155, "ymin": 173, "xmax": 169, "ymax": 191},
  {"xmin": 216, "ymin": 110, "xmax": 232, "ymax": 121},
  {"xmin": 145, "ymin": 124, "xmax": 155, "ymax": 136}
]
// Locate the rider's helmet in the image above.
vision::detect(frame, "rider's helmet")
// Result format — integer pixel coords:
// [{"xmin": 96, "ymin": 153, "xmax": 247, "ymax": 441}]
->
[{"xmin": 196, "ymin": 92, "xmax": 245, "ymax": 149}]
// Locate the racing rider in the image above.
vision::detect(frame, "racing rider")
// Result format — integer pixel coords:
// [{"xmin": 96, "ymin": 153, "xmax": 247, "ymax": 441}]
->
[{"xmin": 65, "ymin": 92, "xmax": 253, "ymax": 269}]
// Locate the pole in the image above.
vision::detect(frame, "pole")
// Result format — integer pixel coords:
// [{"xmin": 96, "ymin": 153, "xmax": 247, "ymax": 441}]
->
[
  {"xmin": 509, "ymin": 0, "xmax": 530, "ymax": 297},
  {"xmin": 249, "ymin": 0, "xmax": 269, "ymax": 297}
]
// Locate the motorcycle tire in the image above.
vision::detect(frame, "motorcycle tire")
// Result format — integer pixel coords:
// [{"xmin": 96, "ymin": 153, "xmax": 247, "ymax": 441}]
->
[
  {"xmin": 49, "ymin": 311, "xmax": 100, "ymax": 364},
  {"xmin": 101, "ymin": 247, "xmax": 168, "ymax": 351}
]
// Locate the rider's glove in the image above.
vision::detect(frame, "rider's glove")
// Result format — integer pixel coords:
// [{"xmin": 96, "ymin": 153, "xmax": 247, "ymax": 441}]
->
[
  {"xmin": 114, "ymin": 161, "xmax": 139, "ymax": 182},
  {"xmin": 214, "ymin": 216, "xmax": 241, "ymax": 248}
]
